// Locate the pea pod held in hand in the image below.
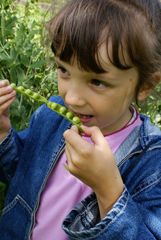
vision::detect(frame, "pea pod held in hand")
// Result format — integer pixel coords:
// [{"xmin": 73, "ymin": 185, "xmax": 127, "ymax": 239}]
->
[
  {"xmin": 47, "ymin": 101, "xmax": 83, "ymax": 133},
  {"xmin": 6, "ymin": 82, "xmax": 84, "ymax": 133},
  {"xmin": 9, "ymin": 83, "xmax": 48, "ymax": 104}
]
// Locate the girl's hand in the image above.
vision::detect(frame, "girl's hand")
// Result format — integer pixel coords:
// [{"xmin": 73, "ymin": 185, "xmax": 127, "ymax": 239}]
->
[
  {"xmin": 0, "ymin": 80, "xmax": 16, "ymax": 142},
  {"xmin": 63, "ymin": 125, "xmax": 124, "ymax": 219}
]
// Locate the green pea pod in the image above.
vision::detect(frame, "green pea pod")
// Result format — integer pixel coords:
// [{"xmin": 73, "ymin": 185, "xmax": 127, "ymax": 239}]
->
[
  {"xmin": 47, "ymin": 101, "xmax": 83, "ymax": 133},
  {"xmin": 10, "ymin": 83, "xmax": 48, "ymax": 103},
  {"xmin": 4, "ymin": 82, "xmax": 83, "ymax": 133}
]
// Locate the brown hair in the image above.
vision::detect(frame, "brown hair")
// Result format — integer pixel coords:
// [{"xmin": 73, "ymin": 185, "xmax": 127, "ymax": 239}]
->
[{"xmin": 47, "ymin": 0, "xmax": 161, "ymax": 104}]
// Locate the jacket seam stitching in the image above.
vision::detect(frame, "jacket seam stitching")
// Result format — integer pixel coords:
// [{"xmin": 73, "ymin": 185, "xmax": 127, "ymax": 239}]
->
[
  {"xmin": 67, "ymin": 198, "xmax": 97, "ymax": 230},
  {"xmin": 66, "ymin": 192, "xmax": 129, "ymax": 239},
  {"xmin": 2, "ymin": 194, "xmax": 32, "ymax": 215},
  {"xmin": 131, "ymin": 175, "xmax": 161, "ymax": 198}
]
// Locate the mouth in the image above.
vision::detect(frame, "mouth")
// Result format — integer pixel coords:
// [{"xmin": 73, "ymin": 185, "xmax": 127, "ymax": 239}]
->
[
  {"xmin": 70, "ymin": 110, "xmax": 93, "ymax": 122},
  {"xmin": 74, "ymin": 112, "xmax": 93, "ymax": 119}
]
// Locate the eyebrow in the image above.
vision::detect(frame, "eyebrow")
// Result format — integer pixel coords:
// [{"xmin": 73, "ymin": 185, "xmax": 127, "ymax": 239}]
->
[
  {"xmin": 54, "ymin": 59, "xmax": 66, "ymax": 68},
  {"xmin": 54, "ymin": 58, "xmax": 114, "ymax": 82}
]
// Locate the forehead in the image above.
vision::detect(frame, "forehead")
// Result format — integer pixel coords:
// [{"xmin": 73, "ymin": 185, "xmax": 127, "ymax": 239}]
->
[{"xmin": 97, "ymin": 38, "xmax": 133, "ymax": 71}]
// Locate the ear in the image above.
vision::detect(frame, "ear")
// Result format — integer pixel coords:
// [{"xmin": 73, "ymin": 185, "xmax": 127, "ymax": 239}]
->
[{"xmin": 137, "ymin": 72, "xmax": 161, "ymax": 102}]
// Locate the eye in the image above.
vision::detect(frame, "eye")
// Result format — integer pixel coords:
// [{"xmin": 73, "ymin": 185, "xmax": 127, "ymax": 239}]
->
[
  {"xmin": 57, "ymin": 66, "xmax": 69, "ymax": 76},
  {"xmin": 91, "ymin": 79, "xmax": 108, "ymax": 88}
]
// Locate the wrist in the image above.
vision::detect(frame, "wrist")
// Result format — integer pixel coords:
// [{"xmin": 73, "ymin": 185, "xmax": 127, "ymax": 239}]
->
[
  {"xmin": 95, "ymin": 178, "xmax": 124, "ymax": 219},
  {"xmin": 0, "ymin": 129, "xmax": 11, "ymax": 143}
]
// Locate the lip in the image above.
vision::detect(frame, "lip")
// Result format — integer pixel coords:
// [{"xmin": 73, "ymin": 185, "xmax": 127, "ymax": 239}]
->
[{"xmin": 70, "ymin": 109, "xmax": 93, "ymax": 124}]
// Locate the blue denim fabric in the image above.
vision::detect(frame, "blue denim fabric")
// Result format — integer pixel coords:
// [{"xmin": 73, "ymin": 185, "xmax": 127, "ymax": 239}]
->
[{"xmin": 0, "ymin": 96, "xmax": 161, "ymax": 240}]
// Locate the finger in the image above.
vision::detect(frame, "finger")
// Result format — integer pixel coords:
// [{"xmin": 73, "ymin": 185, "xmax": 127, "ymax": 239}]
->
[
  {"xmin": 0, "ymin": 80, "xmax": 9, "ymax": 87},
  {"xmin": 65, "ymin": 143, "xmax": 78, "ymax": 173},
  {"xmin": 0, "ymin": 84, "xmax": 15, "ymax": 96},
  {"xmin": 65, "ymin": 140, "xmax": 78, "ymax": 163},
  {"xmin": 81, "ymin": 125, "xmax": 107, "ymax": 147},
  {"xmin": 64, "ymin": 145, "xmax": 70, "ymax": 163},
  {"xmin": 71, "ymin": 125, "xmax": 83, "ymax": 137},
  {"xmin": 0, "ymin": 91, "xmax": 16, "ymax": 106},
  {"xmin": 71, "ymin": 125, "xmax": 79, "ymax": 132},
  {"xmin": 64, "ymin": 128, "xmax": 92, "ymax": 153},
  {"xmin": 0, "ymin": 97, "xmax": 15, "ymax": 115},
  {"xmin": 0, "ymin": 81, "xmax": 16, "ymax": 106}
]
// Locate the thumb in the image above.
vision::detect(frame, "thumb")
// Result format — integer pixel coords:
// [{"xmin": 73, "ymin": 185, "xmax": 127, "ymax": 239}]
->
[
  {"xmin": 71, "ymin": 125, "xmax": 79, "ymax": 133},
  {"xmin": 81, "ymin": 125, "xmax": 106, "ymax": 147}
]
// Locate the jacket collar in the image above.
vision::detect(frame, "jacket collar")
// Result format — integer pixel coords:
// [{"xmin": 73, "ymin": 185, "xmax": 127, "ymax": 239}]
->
[{"xmin": 114, "ymin": 114, "xmax": 161, "ymax": 166}]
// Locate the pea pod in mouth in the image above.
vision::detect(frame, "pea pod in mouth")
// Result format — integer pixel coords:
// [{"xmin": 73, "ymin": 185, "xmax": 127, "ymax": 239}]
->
[{"xmin": 6, "ymin": 82, "xmax": 84, "ymax": 133}]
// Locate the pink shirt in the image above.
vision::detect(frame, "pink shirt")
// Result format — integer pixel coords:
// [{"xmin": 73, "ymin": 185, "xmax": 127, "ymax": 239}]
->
[{"xmin": 31, "ymin": 107, "xmax": 142, "ymax": 240}]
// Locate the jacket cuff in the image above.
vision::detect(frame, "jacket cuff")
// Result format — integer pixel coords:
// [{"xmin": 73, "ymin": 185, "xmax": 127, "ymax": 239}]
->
[{"xmin": 62, "ymin": 185, "xmax": 129, "ymax": 239}]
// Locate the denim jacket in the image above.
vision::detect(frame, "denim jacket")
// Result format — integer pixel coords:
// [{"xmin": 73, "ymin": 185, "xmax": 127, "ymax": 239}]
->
[{"xmin": 0, "ymin": 96, "xmax": 161, "ymax": 240}]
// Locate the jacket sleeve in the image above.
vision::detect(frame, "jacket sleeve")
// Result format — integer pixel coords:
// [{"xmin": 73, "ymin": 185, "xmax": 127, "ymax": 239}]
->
[
  {"xmin": 0, "ymin": 106, "xmax": 42, "ymax": 185},
  {"xmin": 0, "ymin": 95, "xmax": 65, "ymax": 185},
  {"xmin": 62, "ymin": 147, "xmax": 161, "ymax": 240},
  {"xmin": 0, "ymin": 95, "xmax": 63, "ymax": 185},
  {"xmin": 62, "ymin": 182, "xmax": 161, "ymax": 239}
]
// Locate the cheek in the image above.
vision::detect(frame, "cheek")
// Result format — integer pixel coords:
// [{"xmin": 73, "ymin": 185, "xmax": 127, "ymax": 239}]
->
[
  {"xmin": 58, "ymin": 79, "xmax": 65, "ymax": 98},
  {"xmin": 119, "ymin": 81, "xmax": 136, "ymax": 103}
]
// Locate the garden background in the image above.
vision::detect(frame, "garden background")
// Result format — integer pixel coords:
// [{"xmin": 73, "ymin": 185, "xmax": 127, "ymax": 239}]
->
[{"xmin": 0, "ymin": 0, "xmax": 161, "ymax": 219}]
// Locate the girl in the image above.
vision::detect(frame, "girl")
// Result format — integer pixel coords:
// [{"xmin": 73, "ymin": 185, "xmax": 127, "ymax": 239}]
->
[{"xmin": 0, "ymin": 0, "xmax": 161, "ymax": 239}]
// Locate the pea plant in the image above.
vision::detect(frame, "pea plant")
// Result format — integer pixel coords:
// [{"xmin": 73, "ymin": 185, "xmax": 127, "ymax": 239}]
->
[
  {"xmin": 0, "ymin": 0, "xmax": 58, "ymax": 132},
  {"xmin": 133, "ymin": 81, "xmax": 161, "ymax": 130}
]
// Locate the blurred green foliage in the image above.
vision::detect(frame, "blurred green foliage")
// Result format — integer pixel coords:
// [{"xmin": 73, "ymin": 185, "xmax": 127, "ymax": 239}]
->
[
  {"xmin": 133, "ymin": 82, "xmax": 161, "ymax": 130},
  {"xmin": 0, "ymin": 0, "xmax": 58, "ymax": 132},
  {"xmin": 0, "ymin": 182, "xmax": 8, "ymax": 219}
]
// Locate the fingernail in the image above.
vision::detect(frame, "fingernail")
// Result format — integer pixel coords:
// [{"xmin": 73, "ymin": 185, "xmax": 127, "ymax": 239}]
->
[
  {"xmin": 10, "ymin": 90, "xmax": 16, "ymax": 95},
  {"xmin": 0, "ymin": 81, "xmax": 5, "ymax": 87},
  {"xmin": 6, "ymin": 86, "xmax": 12, "ymax": 91},
  {"xmin": 81, "ymin": 125, "xmax": 87, "ymax": 130}
]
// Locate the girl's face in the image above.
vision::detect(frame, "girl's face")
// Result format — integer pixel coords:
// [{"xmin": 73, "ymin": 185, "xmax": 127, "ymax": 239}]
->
[{"xmin": 56, "ymin": 45, "xmax": 139, "ymax": 135}]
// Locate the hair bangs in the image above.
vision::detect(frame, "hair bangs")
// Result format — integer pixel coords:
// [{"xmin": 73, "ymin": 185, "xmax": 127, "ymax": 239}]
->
[
  {"xmin": 48, "ymin": 0, "xmax": 161, "ymax": 89},
  {"xmin": 49, "ymin": 0, "xmax": 134, "ymax": 74}
]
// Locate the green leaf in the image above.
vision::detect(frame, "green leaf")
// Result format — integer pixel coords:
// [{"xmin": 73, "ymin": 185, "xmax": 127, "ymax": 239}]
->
[
  {"xmin": 10, "ymin": 106, "xmax": 20, "ymax": 117},
  {"xmin": 4, "ymin": 41, "xmax": 12, "ymax": 49},
  {"xmin": 27, "ymin": 29, "xmax": 38, "ymax": 41},
  {"xmin": 17, "ymin": 67, "xmax": 28, "ymax": 85},
  {"xmin": 7, "ymin": 62, "xmax": 20, "ymax": 70},
  {"xmin": 16, "ymin": 23, "xmax": 26, "ymax": 42},
  {"xmin": 5, "ymin": 16, "xmax": 17, "ymax": 28},
  {"xmin": 30, "ymin": 59, "xmax": 46, "ymax": 68},
  {"xmin": 1, "ymin": 11, "xmax": 5, "ymax": 44},
  {"xmin": 30, "ymin": 20, "xmax": 37, "ymax": 29},
  {"xmin": 5, "ymin": 29, "xmax": 14, "ymax": 37},
  {"xmin": 10, "ymin": 47, "xmax": 17, "ymax": 60},
  {"xmin": 20, "ymin": 55, "xmax": 30, "ymax": 67},
  {"xmin": 0, "ymin": 52, "xmax": 10, "ymax": 61},
  {"xmin": 63, "ymin": 164, "xmax": 69, "ymax": 174},
  {"xmin": 19, "ymin": 105, "xmax": 26, "ymax": 115},
  {"xmin": 11, "ymin": 96, "xmax": 20, "ymax": 106},
  {"xmin": 10, "ymin": 68, "xmax": 17, "ymax": 82},
  {"xmin": 32, "ymin": 48, "xmax": 41, "ymax": 57}
]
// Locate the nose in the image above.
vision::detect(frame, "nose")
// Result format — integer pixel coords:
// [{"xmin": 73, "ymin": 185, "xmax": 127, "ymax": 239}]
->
[{"xmin": 65, "ymin": 85, "xmax": 86, "ymax": 107}]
